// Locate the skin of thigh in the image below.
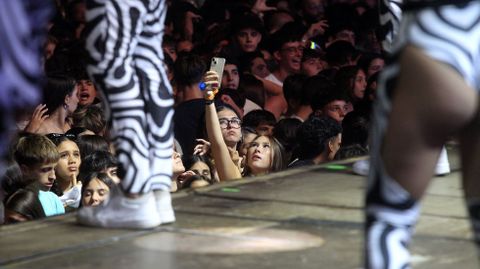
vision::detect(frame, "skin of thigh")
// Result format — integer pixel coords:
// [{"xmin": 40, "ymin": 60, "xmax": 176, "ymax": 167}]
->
[{"xmin": 382, "ymin": 45, "xmax": 479, "ymax": 199}]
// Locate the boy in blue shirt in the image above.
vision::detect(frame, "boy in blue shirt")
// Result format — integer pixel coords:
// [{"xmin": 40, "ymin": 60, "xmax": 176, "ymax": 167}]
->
[{"xmin": 13, "ymin": 134, "xmax": 64, "ymax": 216}]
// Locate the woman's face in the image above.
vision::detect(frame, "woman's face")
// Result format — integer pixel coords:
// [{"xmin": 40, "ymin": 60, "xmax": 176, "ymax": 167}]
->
[
  {"xmin": 247, "ymin": 136, "xmax": 272, "ymax": 175},
  {"xmin": 190, "ymin": 161, "xmax": 211, "ymax": 181},
  {"xmin": 218, "ymin": 109, "xmax": 242, "ymax": 147},
  {"xmin": 353, "ymin": 69, "xmax": 367, "ymax": 100},
  {"xmin": 56, "ymin": 140, "xmax": 81, "ymax": 182},
  {"xmin": 172, "ymin": 151, "xmax": 185, "ymax": 175},
  {"xmin": 82, "ymin": 178, "xmax": 110, "ymax": 207},
  {"xmin": 236, "ymin": 28, "xmax": 262, "ymax": 52},
  {"xmin": 250, "ymin": 57, "xmax": 270, "ymax": 78},
  {"xmin": 66, "ymin": 86, "xmax": 79, "ymax": 114}
]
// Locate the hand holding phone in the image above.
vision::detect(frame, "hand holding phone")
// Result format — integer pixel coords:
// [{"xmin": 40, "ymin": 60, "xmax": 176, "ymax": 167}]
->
[{"xmin": 203, "ymin": 57, "xmax": 225, "ymax": 101}]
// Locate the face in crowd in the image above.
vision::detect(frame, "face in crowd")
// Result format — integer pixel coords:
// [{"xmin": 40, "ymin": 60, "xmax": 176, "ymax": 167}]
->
[
  {"xmin": 77, "ymin": 80, "xmax": 97, "ymax": 107},
  {"xmin": 222, "ymin": 64, "xmax": 240, "ymax": 90},
  {"xmin": 217, "ymin": 108, "xmax": 242, "ymax": 148},
  {"xmin": 246, "ymin": 135, "xmax": 273, "ymax": 176},
  {"xmin": 82, "ymin": 176, "xmax": 110, "ymax": 207},
  {"xmin": 55, "ymin": 140, "xmax": 81, "ymax": 183},
  {"xmin": 236, "ymin": 28, "xmax": 262, "ymax": 53},
  {"xmin": 275, "ymin": 41, "xmax": 304, "ymax": 74}
]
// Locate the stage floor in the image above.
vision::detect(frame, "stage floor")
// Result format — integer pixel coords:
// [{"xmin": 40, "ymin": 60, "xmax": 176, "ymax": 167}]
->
[{"xmin": 1, "ymin": 144, "xmax": 478, "ymax": 269}]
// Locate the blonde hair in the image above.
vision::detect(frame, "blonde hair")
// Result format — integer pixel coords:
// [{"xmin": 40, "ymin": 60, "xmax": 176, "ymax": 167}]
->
[{"xmin": 13, "ymin": 134, "xmax": 59, "ymax": 167}]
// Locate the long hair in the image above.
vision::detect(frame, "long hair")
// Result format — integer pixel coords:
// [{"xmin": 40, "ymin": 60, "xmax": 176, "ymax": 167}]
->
[
  {"xmin": 43, "ymin": 75, "xmax": 76, "ymax": 114},
  {"xmin": 243, "ymin": 135, "xmax": 286, "ymax": 176},
  {"xmin": 4, "ymin": 188, "xmax": 46, "ymax": 223}
]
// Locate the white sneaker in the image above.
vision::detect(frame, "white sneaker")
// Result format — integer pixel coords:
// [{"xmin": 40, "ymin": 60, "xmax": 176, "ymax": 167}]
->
[
  {"xmin": 154, "ymin": 190, "xmax": 175, "ymax": 224},
  {"xmin": 435, "ymin": 146, "xmax": 450, "ymax": 176},
  {"xmin": 352, "ymin": 159, "xmax": 370, "ymax": 176},
  {"xmin": 77, "ymin": 186, "xmax": 161, "ymax": 229}
]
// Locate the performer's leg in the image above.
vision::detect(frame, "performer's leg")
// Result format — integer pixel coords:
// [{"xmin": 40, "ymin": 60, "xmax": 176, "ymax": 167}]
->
[
  {"xmin": 366, "ymin": 45, "xmax": 478, "ymax": 268},
  {"xmin": 134, "ymin": 0, "xmax": 175, "ymax": 223},
  {"xmin": 78, "ymin": 0, "xmax": 168, "ymax": 229}
]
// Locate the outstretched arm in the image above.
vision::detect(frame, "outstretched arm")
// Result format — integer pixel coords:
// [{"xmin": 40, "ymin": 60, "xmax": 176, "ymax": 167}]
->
[{"xmin": 204, "ymin": 71, "xmax": 242, "ymax": 181}]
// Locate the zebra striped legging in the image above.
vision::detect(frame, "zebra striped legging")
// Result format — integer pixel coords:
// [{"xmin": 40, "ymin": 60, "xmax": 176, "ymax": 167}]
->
[{"xmin": 85, "ymin": 0, "xmax": 174, "ymax": 194}]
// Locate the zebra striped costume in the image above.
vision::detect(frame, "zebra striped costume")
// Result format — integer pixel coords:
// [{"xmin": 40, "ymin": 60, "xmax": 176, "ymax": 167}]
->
[
  {"xmin": 84, "ymin": 0, "xmax": 174, "ymax": 194},
  {"xmin": 367, "ymin": 0, "xmax": 480, "ymax": 268}
]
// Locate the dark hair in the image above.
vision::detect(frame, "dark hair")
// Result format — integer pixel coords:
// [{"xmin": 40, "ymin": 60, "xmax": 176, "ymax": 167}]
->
[
  {"xmin": 183, "ymin": 154, "xmax": 214, "ymax": 182},
  {"xmin": 296, "ymin": 116, "xmax": 342, "ymax": 159},
  {"xmin": 216, "ymin": 104, "xmax": 242, "ymax": 119},
  {"xmin": 231, "ymin": 12, "xmax": 265, "ymax": 36},
  {"xmin": 301, "ymin": 75, "xmax": 335, "ymax": 106},
  {"xmin": 310, "ymin": 86, "xmax": 349, "ymax": 112},
  {"xmin": 341, "ymin": 111, "xmax": 369, "ymax": 147},
  {"xmin": 334, "ymin": 65, "xmax": 364, "ymax": 102},
  {"xmin": 66, "ymin": 127, "xmax": 92, "ymax": 137},
  {"xmin": 4, "ymin": 188, "xmax": 46, "ymax": 223},
  {"xmin": 238, "ymin": 74, "xmax": 265, "ymax": 108},
  {"xmin": 75, "ymin": 135, "xmax": 110, "ymax": 160},
  {"xmin": 72, "ymin": 105, "xmax": 106, "ymax": 135},
  {"xmin": 80, "ymin": 172, "xmax": 115, "ymax": 206},
  {"xmin": 238, "ymin": 51, "xmax": 265, "ymax": 74},
  {"xmin": 174, "ymin": 52, "xmax": 207, "ymax": 87},
  {"xmin": 43, "ymin": 75, "xmax": 77, "ymax": 113},
  {"xmin": 302, "ymin": 47, "xmax": 324, "ymax": 62},
  {"xmin": 1, "ymin": 162, "xmax": 26, "ymax": 199},
  {"xmin": 79, "ymin": 150, "xmax": 118, "ymax": 182},
  {"xmin": 283, "ymin": 74, "xmax": 307, "ymax": 104},
  {"xmin": 273, "ymin": 118, "xmax": 302, "ymax": 162},
  {"xmin": 268, "ymin": 22, "xmax": 305, "ymax": 53},
  {"xmin": 242, "ymin": 109, "xmax": 277, "ymax": 129},
  {"xmin": 263, "ymin": 10, "xmax": 295, "ymax": 34},
  {"xmin": 325, "ymin": 40, "xmax": 357, "ymax": 67}
]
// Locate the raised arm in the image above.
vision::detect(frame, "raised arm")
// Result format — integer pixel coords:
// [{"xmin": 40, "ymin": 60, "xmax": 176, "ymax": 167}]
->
[{"xmin": 204, "ymin": 71, "xmax": 242, "ymax": 181}]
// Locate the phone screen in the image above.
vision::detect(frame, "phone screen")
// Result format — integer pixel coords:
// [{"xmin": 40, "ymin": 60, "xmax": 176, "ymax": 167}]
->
[{"xmin": 210, "ymin": 57, "xmax": 226, "ymax": 89}]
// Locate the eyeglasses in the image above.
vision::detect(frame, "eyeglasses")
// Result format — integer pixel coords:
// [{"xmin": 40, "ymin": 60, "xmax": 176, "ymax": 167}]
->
[
  {"xmin": 219, "ymin": 117, "xmax": 241, "ymax": 129},
  {"xmin": 281, "ymin": 46, "xmax": 304, "ymax": 55}
]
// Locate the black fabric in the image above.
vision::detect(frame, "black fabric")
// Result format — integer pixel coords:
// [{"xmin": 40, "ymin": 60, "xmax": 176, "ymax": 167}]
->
[{"xmin": 173, "ymin": 98, "xmax": 206, "ymax": 158}]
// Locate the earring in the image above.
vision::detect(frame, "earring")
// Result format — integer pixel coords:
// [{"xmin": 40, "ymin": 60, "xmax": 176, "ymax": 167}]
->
[{"xmin": 63, "ymin": 103, "xmax": 69, "ymax": 110}]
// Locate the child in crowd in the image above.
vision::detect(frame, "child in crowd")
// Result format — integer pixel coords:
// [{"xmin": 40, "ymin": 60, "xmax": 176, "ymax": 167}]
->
[
  {"xmin": 79, "ymin": 150, "xmax": 120, "ymax": 184},
  {"xmin": 12, "ymin": 134, "xmax": 65, "ymax": 217},
  {"xmin": 47, "ymin": 134, "xmax": 82, "ymax": 209},
  {"xmin": 81, "ymin": 172, "xmax": 114, "ymax": 207}
]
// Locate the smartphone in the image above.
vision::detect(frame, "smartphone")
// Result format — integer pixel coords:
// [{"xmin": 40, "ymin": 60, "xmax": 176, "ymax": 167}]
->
[{"xmin": 209, "ymin": 57, "xmax": 226, "ymax": 89}]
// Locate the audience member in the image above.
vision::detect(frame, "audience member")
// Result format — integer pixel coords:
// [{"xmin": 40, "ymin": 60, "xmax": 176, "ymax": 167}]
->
[
  {"xmin": 12, "ymin": 134, "xmax": 65, "ymax": 217},
  {"xmin": 173, "ymin": 53, "xmax": 208, "ymax": 158},
  {"xmin": 46, "ymin": 134, "xmax": 82, "ymax": 209},
  {"xmin": 289, "ymin": 115, "xmax": 342, "ymax": 167},
  {"xmin": 81, "ymin": 172, "xmax": 114, "ymax": 207},
  {"xmin": 79, "ymin": 150, "xmax": 120, "ymax": 184}
]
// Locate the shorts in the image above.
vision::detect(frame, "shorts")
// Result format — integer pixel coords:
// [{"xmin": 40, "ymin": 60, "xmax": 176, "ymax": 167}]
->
[{"xmin": 393, "ymin": 1, "xmax": 480, "ymax": 89}]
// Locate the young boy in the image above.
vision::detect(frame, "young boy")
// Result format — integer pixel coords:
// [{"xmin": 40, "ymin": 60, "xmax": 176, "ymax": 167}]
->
[{"xmin": 13, "ymin": 134, "xmax": 65, "ymax": 216}]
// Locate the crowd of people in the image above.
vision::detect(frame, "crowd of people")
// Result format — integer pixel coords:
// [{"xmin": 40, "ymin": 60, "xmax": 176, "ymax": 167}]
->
[
  {"xmin": 6, "ymin": 0, "xmax": 480, "ymax": 268},
  {"xmin": 1, "ymin": 0, "xmax": 380, "ymax": 224}
]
